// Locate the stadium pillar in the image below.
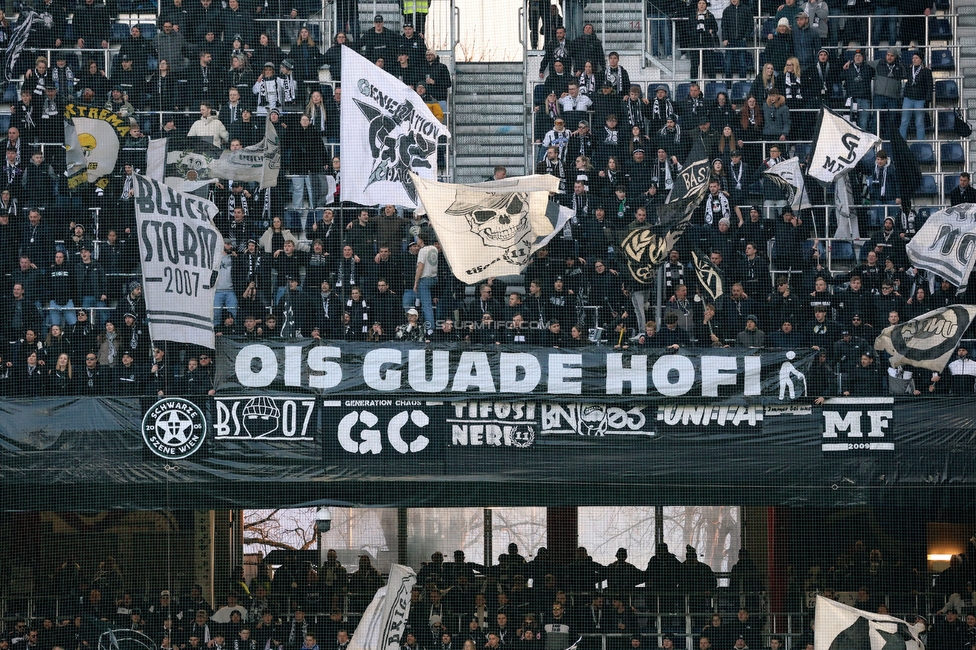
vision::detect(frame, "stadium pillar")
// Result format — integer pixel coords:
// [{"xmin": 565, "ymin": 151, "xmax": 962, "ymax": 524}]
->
[
  {"xmin": 766, "ymin": 507, "xmax": 789, "ymax": 626},
  {"xmin": 547, "ymin": 507, "xmax": 578, "ymax": 566}
]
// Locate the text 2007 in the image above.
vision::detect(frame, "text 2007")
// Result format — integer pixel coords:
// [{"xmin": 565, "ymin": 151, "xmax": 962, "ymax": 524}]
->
[{"xmin": 164, "ymin": 267, "xmax": 201, "ymax": 297}]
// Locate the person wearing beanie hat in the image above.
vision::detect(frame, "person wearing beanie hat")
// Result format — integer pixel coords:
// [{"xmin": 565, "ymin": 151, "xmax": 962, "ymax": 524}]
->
[
  {"xmin": 842, "ymin": 49, "xmax": 875, "ymax": 130},
  {"xmin": 900, "ymin": 49, "xmax": 933, "ymax": 141},
  {"xmin": 765, "ymin": 16, "xmax": 794, "ymax": 73}
]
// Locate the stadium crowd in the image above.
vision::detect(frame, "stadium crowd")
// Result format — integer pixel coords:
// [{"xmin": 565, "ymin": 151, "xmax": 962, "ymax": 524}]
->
[
  {"xmin": 0, "ymin": 0, "xmax": 972, "ymax": 400},
  {"xmin": 8, "ymin": 540, "xmax": 976, "ymax": 650}
]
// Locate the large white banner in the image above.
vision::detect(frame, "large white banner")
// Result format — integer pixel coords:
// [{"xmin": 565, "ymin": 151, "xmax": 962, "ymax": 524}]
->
[
  {"xmin": 348, "ymin": 564, "xmax": 416, "ymax": 650},
  {"xmin": 413, "ymin": 173, "xmax": 561, "ymax": 282},
  {"xmin": 134, "ymin": 174, "xmax": 223, "ymax": 349},
  {"xmin": 814, "ymin": 596, "xmax": 923, "ymax": 650},
  {"xmin": 341, "ymin": 48, "xmax": 450, "ymax": 208},
  {"xmin": 906, "ymin": 204, "xmax": 976, "ymax": 286},
  {"xmin": 809, "ymin": 107, "xmax": 881, "ymax": 183}
]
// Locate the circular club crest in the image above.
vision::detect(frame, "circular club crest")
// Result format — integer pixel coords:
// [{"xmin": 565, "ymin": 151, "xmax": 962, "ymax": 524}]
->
[{"xmin": 142, "ymin": 398, "xmax": 207, "ymax": 460}]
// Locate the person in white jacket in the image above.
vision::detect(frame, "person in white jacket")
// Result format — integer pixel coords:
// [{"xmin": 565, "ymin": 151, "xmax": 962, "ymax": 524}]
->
[{"xmin": 186, "ymin": 102, "xmax": 229, "ymax": 147}]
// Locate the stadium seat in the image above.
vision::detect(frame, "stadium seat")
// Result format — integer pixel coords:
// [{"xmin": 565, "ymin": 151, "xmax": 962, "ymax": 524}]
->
[
  {"xmin": 283, "ymin": 210, "xmax": 304, "ymax": 231},
  {"xmin": 320, "ymin": 84, "xmax": 334, "ymax": 101},
  {"xmin": 675, "ymin": 82, "xmax": 692, "ymax": 102},
  {"xmin": 731, "ymin": 81, "xmax": 752, "ymax": 103},
  {"xmin": 704, "ymin": 81, "xmax": 727, "ymax": 101},
  {"xmin": 899, "ymin": 50, "xmax": 913, "ymax": 67},
  {"xmin": 930, "ymin": 49, "xmax": 955, "ymax": 71},
  {"xmin": 868, "ymin": 206, "xmax": 890, "ymax": 227},
  {"xmin": 929, "ymin": 17, "xmax": 952, "ymax": 40},
  {"xmin": 137, "ymin": 23, "xmax": 157, "ymax": 39},
  {"xmin": 917, "ymin": 175, "xmax": 939, "ymax": 197},
  {"xmin": 874, "ymin": 49, "xmax": 887, "ymax": 62},
  {"xmin": 830, "ymin": 240, "xmax": 856, "ymax": 271},
  {"xmin": 941, "ymin": 142, "xmax": 965, "ymax": 164},
  {"xmin": 937, "ymin": 110, "xmax": 956, "ymax": 135},
  {"xmin": 802, "ymin": 239, "xmax": 826, "ymax": 259},
  {"xmin": 910, "ymin": 143, "xmax": 935, "ymax": 164},
  {"xmin": 944, "ymin": 175, "xmax": 961, "ymax": 196},
  {"xmin": 934, "ymin": 0, "xmax": 950, "ymax": 8},
  {"xmin": 533, "ymin": 84, "xmax": 546, "ymax": 105},
  {"xmin": 111, "ymin": 22, "xmax": 131, "ymax": 41},
  {"xmin": 794, "ymin": 143, "xmax": 812, "ymax": 162},
  {"xmin": 0, "ymin": 114, "xmax": 9, "ymax": 133}
]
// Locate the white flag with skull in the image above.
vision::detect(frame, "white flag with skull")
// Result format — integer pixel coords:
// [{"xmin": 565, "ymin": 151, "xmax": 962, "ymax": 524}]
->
[{"xmin": 411, "ymin": 173, "xmax": 562, "ymax": 283}]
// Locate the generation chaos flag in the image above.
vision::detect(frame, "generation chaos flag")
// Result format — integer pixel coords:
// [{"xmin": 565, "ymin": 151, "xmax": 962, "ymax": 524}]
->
[
  {"xmin": 809, "ymin": 107, "xmax": 881, "ymax": 183},
  {"xmin": 133, "ymin": 174, "xmax": 222, "ymax": 349},
  {"xmin": 348, "ymin": 564, "xmax": 416, "ymax": 650},
  {"xmin": 906, "ymin": 204, "xmax": 976, "ymax": 286},
  {"xmin": 690, "ymin": 249, "xmax": 725, "ymax": 300},
  {"xmin": 814, "ymin": 596, "xmax": 924, "ymax": 650},
  {"xmin": 874, "ymin": 305, "xmax": 976, "ymax": 372},
  {"xmin": 341, "ymin": 48, "xmax": 451, "ymax": 208},
  {"xmin": 762, "ymin": 156, "xmax": 812, "ymax": 212},
  {"xmin": 412, "ymin": 173, "xmax": 562, "ymax": 283},
  {"xmin": 63, "ymin": 102, "xmax": 129, "ymax": 190}
]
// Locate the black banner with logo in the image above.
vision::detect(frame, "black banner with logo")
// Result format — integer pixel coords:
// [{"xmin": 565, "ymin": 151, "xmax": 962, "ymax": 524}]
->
[{"xmin": 1, "ymin": 390, "xmax": 976, "ymax": 510}]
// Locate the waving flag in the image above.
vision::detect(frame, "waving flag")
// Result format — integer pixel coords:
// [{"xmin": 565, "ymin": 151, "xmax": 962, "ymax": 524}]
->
[
  {"xmin": 809, "ymin": 107, "xmax": 881, "ymax": 183},
  {"xmin": 341, "ymin": 48, "xmax": 450, "ymax": 208},
  {"xmin": 814, "ymin": 596, "xmax": 924, "ymax": 650},
  {"xmin": 620, "ymin": 141, "xmax": 711, "ymax": 284},
  {"xmin": 691, "ymin": 249, "xmax": 725, "ymax": 300},
  {"xmin": 413, "ymin": 173, "xmax": 563, "ymax": 283},
  {"xmin": 874, "ymin": 305, "xmax": 976, "ymax": 372},
  {"xmin": 2, "ymin": 10, "xmax": 39, "ymax": 82},
  {"xmin": 906, "ymin": 204, "xmax": 976, "ymax": 286},
  {"xmin": 763, "ymin": 157, "xmax": 812, "ymax": 212},
  {"xmin": 63, "ymin": 102, "xmax": 128, "ymax": 190},
  {"xmin": 348, "ymin": 565, "xmax": 416, "ymax": 650}
]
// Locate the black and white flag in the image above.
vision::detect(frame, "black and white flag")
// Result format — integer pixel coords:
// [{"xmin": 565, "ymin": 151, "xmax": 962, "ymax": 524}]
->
[
  {"xmin": 690, "ymin": 249, "xmax": 725, "ymax": 300},
  {"xmin": 814, "ymin": 596, "xmax": 924, "ymax": 650},
  {"xmin": 620, "ymin": 181, "xmax": 708, "ymax": 285},
  {"xmin": 133, "ymin": 175, "xmax": 223, "ymax": 349},
  {"xmin": 763, "ymin": 157, "xmax": 812, "ymax": 212},
  {"xmin": 874, "ymin": 305, "xmax": 976, "ymax": 372},
  {"xmin": 809, "ymin": 107, "xmax": 881, "ymax": 183},
  {"xmin": 667, "ymin": 140, "xmax": 710, "ymax": 203},
  {"xmin": 413, "ymin": 173, "xmax": 563, "ymax": 283},
  {"xmin": 341, "ymin": 48, "xmax": 450, "ymax": 208},
  {"xmin": 906, "ymin": 204, "xmax": 976, "ymax": 286},
  {"xmin": 2, "ymin": 10, "xmax": 38, "ymax": 83},
  {"xmin": 348, "ymin": 564, "xmax": 416, "ymax": 650}
]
